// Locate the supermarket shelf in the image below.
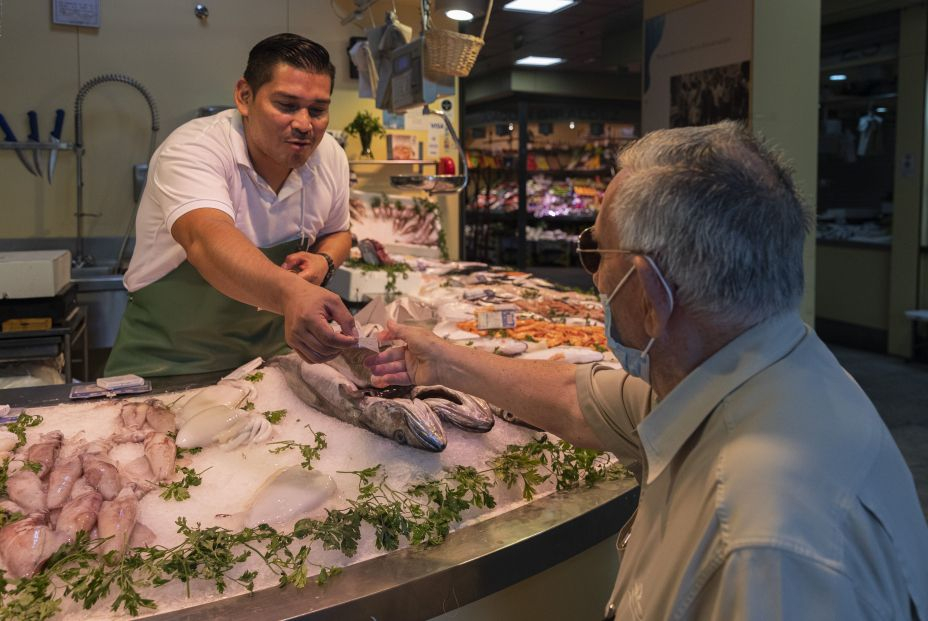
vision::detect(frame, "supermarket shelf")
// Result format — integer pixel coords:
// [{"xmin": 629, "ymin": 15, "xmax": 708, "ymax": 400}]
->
[
  {"xmin": 349, "ymin": 159, "xmax": 438, "ymax": 165},
  {"xmin": 465, "ymin": 210, "xmax": 596, "ymax": 224}
]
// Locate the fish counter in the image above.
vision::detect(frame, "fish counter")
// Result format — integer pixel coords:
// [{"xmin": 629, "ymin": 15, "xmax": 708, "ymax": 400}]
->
[{"xmin": 0, "ymin": 265, "xmax": 639, "ymax": 620}]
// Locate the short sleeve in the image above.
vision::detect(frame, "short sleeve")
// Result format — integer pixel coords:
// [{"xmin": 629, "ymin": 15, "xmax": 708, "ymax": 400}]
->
[
  {"xmin": 315, "ymin": 139, "xmax": 351, "ymax": 236},
  {"xmin": 575, "ymin": 362, "xmax": 651, "ymax": 463},
  {"xmin": 151, "ymin": 136, "xmax": 236, "ymax": 232}
]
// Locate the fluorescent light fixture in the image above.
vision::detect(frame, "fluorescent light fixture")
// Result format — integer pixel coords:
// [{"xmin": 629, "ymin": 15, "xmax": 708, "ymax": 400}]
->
[
  {"xmin": 446, "ymin": 9, "xmax": 475, "ymax": 20},
  {"xmin": 829, "ymin": 73, "xmax": 848, "ymax": 81},
  {"xmin": 515, "ymin": 55, "xmax": 565, "ymax": 66},
  {"xmin": 875, "ymin": 106, "xmax": 888, "ymax": 113},
  {"xmin": 503, "ymin": 0, "xmax": 577, "ymax": 14}
]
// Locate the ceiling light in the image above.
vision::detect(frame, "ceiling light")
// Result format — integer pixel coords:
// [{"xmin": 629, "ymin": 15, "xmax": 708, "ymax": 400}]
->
[
  {"xmin": 516, "ymin": 56, "xmax": 565, "ymax": 66},
  {"xmin": 875, "ymin": 106, "xmax": 888, "ymax": 113},
  {"xmin": 504, "ymin": 0, "xmax": 577, "ymax": 14},
  {"xmin": 439, "ymin": 0, "xmax": 487, "ymax": 20},
  {"xmin": 829, "ymin": 74, "xmax": 848, "ymax": 81},
  {"xmin": 446, "ymin": 9, "xmax": 475, "ymax": 20}
]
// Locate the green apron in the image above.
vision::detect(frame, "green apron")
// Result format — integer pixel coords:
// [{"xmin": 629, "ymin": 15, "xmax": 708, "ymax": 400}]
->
[{"xmin": 105, "ymin": 242, "xmax": 298, "ymax": 377}]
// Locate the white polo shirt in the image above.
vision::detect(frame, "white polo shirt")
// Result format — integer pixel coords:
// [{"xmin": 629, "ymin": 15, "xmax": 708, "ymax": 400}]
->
[
  {"xmin": 577, "ymin": 312, "xmax": 928, "ymax": 620},
  {"xmin": 124, "ymin": 109, "xmax": 349, "ymax": 291}
]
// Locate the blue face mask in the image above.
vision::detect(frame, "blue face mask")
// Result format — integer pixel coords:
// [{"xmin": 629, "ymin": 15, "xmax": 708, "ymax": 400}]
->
[{"xmin": 600, "ymin": 257, "xmax": 674, "ymax": 383}]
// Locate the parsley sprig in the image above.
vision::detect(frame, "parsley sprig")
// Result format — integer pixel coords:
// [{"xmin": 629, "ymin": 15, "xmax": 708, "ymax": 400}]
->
[
  {"xmin": 158, "ymin": 466, "xmax": 210, "ymax": 502},
  {"xmin": 3, "ymin": 411, "xmax": 43, "ymax": 448},
  {"xmin": 268, "ymin": 427, "xmax": 327, "ymax": 470}
]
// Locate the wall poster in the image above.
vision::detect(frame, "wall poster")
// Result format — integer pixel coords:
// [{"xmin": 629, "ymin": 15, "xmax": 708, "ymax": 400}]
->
[{"xmin": 642, "ymin": 0, "xmax": 752, "ymax": 133}]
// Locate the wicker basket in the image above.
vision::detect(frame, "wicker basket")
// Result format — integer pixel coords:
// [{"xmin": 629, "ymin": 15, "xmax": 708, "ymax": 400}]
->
[{"xmin": 424, "ymin": 0, "xmax": 493, "ymax": 78}]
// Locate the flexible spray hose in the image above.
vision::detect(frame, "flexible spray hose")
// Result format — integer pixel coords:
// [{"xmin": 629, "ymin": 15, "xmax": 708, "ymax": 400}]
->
[
  {"xmin": 74, "ymin": 73, "xmax": 160, "ymax": 151},
  {"xmin": 72, "ymin": 74, "xmax": 159, "ymax": 267}
]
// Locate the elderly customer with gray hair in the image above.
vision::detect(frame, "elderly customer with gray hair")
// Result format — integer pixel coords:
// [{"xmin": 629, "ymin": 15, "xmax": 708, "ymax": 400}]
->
[{"xmin": 366, "ymin": 121, "xmax": 928, "ymax": 620}]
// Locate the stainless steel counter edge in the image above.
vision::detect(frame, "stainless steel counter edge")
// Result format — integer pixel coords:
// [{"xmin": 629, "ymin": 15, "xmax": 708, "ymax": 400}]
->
[{"xmin": 147, "ymin": 478, "xmax": 639, "ymax": 621}]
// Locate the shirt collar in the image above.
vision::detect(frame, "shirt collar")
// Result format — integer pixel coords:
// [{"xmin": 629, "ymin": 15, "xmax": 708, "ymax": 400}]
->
[{"xmin": 637, "ymin": 311, "xmax": 809, "ymax": 485}]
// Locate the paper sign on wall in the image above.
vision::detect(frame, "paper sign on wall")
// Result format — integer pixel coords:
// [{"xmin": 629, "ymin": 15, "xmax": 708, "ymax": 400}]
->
[{"xmin": 53, "ymin": 0, "xmax": 101, "ymax": 27}]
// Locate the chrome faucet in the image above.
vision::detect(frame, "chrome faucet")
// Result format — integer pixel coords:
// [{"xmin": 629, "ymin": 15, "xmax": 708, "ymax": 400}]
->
[{"xmin": 73, "ymin": 74, "xmax": 159, "ymax": 268}]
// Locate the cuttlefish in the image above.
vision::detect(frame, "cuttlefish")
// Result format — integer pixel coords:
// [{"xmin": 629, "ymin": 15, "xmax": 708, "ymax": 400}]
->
[{"xmin": 0, "ymin": 513, "xmax": 66, "ymax": 578}]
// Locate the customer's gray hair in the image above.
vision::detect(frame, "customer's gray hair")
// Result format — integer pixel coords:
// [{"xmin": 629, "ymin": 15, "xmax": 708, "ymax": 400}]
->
[{"xmin": 610, "ymin": 121, "xmax": 812, "ymax": 325}]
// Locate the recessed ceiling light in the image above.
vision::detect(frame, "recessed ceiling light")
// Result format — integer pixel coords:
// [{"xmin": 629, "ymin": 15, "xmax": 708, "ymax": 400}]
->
[
  {"xmin": 829, "ymin": 73, "xmax": 848, "ymax": 81},
  {"xmin": 503, "ymin": 0, "xmax": 578, "ymax": 15},
  {"xmin": 515, "ymin": 56, "xmax": 565, "ymax": 66},
  {"xmin": 446, "ymin": 9, "xmax": 475, "ymax": 21}
]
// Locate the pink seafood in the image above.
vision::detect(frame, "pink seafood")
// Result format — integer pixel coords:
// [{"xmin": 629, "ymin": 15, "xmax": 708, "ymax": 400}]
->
[
  {"xmin": 119, "ymin": 399, "xmax": 176, "ymax": 434},
  {"xmin": 119, "ymin": 400, "xmax": 148, "ymax": 428},
  {"xmin": 56, "ymin": 490, "xmax": 103, "ymax": 543},
  {"xmin": 7, "ymin": 469, "xmax": 47, "ymax": 513},
  {"xmin": 46, "ymin": 454, "xmax": 83, "ymax": 509},
  {"xmin": 143, "ymin": 432, "xmax": 176, "ymax": 481},
  {"xmin": 0, "ymin": 513, "xmax": 65, "ymax": 578},
  {"xmin": 25, "ymin": 430, "xmax": 63, "ymax": 479},
  {"xmin": 81, "ymin": 453, "xmax": 120, "ymax": 500},
  {"xmin": 118, "ymin": 455, "xmax": 158, "ymax": 494},
  {"xmin": 97, "ymin": 487, "xmax": 139, "ymax": 557},
  {"xmin": 68, "ymin": 477, "xmax": 97, "ymax": 501}
]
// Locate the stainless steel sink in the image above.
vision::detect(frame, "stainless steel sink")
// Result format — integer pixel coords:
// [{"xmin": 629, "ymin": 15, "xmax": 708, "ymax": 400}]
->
[{"xmin": 71, "ymin": 263, "xmax": 127, "ymax": 349}]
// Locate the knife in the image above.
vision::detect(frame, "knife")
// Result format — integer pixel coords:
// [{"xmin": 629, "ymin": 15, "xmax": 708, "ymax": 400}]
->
[
  {"xmin": 27, "ymin": 110, "xmax": 44, "ymax": 178},
  {"xmin": 47, "ymin": 109, "xmax": 65, "ymax": 184},
  {"xmin": 0, "ymin": 112, "xmax": 40, "ymax": 176}
]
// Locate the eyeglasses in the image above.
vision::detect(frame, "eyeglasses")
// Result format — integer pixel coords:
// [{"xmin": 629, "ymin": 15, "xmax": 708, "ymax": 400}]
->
[{"xmin": 576, "ymin": 227, "xmax": 634, "ymax": 275}]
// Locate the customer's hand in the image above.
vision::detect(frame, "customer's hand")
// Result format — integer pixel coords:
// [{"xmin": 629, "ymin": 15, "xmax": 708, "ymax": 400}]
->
[{"xmin": 364, "ymin": 321, "xmax": 445, "ymax": 387}]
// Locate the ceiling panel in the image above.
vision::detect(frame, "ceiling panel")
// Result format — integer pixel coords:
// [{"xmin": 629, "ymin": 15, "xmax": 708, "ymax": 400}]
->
[{"xmin": 460, "ymin": 0, "xmax": 642, "ymax": 77}]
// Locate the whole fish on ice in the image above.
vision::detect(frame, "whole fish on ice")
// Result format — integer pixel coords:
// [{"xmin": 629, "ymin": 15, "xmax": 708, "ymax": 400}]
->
[
  {"xmin": 273, "ymin": 353, "xmax": 446, "ymax": 452},
  {"xmin": 411, "ymin": 385, "xmax": 495, "ymax": 432}
]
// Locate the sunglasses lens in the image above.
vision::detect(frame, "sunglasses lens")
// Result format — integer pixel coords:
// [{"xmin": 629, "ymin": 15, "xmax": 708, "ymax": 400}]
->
[{"xmin": 577, "ymin": 228, "xmax": 600, "ymax": 274}]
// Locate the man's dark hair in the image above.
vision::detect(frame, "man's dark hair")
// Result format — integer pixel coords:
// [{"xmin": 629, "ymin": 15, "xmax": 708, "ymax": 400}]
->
[{"xmin": 244, "ymin": 33, "xmax": 336, "ymax": 94}]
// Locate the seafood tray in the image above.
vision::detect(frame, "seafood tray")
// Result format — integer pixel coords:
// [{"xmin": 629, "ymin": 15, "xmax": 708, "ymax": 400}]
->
[{"xmin": 0, "ymin": 351, "xmax": 590, "ymax": 619}]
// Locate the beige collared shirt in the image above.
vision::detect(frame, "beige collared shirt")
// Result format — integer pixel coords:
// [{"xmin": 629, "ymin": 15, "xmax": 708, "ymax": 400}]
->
[{"xmin": 576, "ymin": 312, "xmax": 928, "ymax": 620}]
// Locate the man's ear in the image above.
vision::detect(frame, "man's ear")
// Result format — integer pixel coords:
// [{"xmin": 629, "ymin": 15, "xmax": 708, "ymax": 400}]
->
[
  {"xmin": 234, "ymin": 78, "xmax": 252, "ymax": 118},
  {"xmin": 634, "ymin": 255, "xmax": 673, "ymax": 339}
]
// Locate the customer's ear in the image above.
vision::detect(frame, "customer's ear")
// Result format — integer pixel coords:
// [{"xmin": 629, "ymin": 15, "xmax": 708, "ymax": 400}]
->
[{"xmin": 634, "ymin": 255, "xmax": 673, "ymax": 339}]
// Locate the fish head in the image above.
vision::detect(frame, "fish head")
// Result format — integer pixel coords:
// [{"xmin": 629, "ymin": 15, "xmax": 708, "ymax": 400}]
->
[{"xmin": 360, "ymin": 397, "xmax": 446, "ymax": 452}]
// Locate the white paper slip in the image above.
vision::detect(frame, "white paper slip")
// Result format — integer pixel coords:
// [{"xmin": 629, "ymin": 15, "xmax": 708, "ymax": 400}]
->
[
  {"xmin": 97, "ymin": 374, "xmax": 145, "ymax": 390},
  {"xmin": 357, "ymin": 335, "xmax": 380, "ymax": 352}
]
